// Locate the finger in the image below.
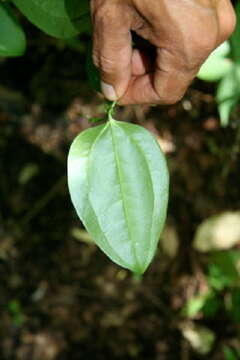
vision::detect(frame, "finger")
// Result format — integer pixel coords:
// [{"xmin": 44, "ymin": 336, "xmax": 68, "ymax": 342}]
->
[
  {"xmin": 216, "ymin": 0, "xmax": 236, "ymax": 45},
  {"xmin": 153, "ymin": 48, "xmax": 197, "ymax": 103},
  {"xmin": 119, "ymin": 48, "xmax": 197, "ymax": 105},
  {"xmin": 91, "ymin": 2, "xmax": 132, "ymax": 101},
  {"xmin": 118, "ymin": 74, "xmax": 158, "ymax": 105},
  {"xmin": 131, "ymin": 48, "xmax": 153, "ymax": 76}
]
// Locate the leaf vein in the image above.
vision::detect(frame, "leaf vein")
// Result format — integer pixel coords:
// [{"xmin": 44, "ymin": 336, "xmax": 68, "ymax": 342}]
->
[
  {"xmin": 110, "ymin": 121, "xmax": 141, "ymax": 273},
  {"xmin": 85, "ymin": 124, "xmax": 130, "ymax": 269}
]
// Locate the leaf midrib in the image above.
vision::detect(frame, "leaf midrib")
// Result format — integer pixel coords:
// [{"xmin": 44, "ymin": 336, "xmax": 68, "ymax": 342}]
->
[
  {"xmin": 110, "ymin": 121, "xmax": 141, "ymax": 273},
  {"xmin": 83, "ymin": 124, "xmax": 130, "ymax": 269}
]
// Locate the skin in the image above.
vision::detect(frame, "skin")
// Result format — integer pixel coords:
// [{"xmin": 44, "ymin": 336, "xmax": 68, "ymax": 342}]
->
[{"xmin": 90, "ymin": 0, "xmax": 236, "ymax": 105}]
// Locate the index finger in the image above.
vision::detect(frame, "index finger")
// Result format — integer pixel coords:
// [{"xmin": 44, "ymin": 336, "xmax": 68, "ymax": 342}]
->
[{"xmin": 91, "ymin": 1, "xmax": 133, "ymax": 101}]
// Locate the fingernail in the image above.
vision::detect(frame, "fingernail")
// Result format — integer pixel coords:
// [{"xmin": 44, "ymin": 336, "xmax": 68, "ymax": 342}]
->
[{"xmin": 101, "ymin": 81, "xmax": 117, "ymax": 101}]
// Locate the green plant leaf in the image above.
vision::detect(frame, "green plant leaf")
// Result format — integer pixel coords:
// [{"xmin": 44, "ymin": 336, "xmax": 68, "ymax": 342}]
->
[
  {"xmin": 202, "ymin": 293, "xmax": 222, "ymax": 317},
  {"xmin": 68, "ymin": 120, "xmax": 169, "ymax": 274},
  {"xmin": 230, "ymin": 288, "xmax": 240, "ymax": 322},
  {"xmin": 224, "ymin": 347, "xmax": 238, "ymax": 360},
  {"xmin": 230, "ymin": 1, "xmax": 240, "ymax": 63},
  {"xmin": 12, "ymin": 0, "xmax": 90, "ymax": 38},
  {"xmin": 0, "ymin": 2, "xmax": 26, "ymax": 57},
  {"xmin": 197, "ymin": 42, "xmax": 232, "ymax": 82},
  {"xmin": 216, "ymin": 67, "xmax": 240, "ymax": 126},
  {"xmin": 208, "ymin": 250, "xmax": 240, "ymax": 290},
  {"xmin": 218, "ymin": 97, "xmax": 238, "ymax": 127},
  {"xmin": 181, "ymin": 293, "xmax": 211, "ymax": 318},
  {"xmin": 198, "ymin": 58, "xmax": 232, "ymax": 82},
  {"xmin": 217, "ymin": 68, "xmax": 239, "ymax": 103},
  {"xmin": 182, "ymin": 290, "xmax": 222, "ymax": 318}
]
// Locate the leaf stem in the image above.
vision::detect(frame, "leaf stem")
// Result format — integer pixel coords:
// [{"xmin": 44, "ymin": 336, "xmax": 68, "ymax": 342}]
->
[{"xmin": 107, "ymin": 100, "xmax": 117, "ymax": 121}]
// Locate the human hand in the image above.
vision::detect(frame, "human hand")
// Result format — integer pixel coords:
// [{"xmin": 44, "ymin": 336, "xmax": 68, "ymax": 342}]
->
[{"xmin": 90, "ymin": 0, "xmax": 236, "ymax": 105}]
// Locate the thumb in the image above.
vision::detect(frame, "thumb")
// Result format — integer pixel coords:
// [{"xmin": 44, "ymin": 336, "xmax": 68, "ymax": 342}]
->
[{"xmin": 91, "ymin": 2, "xmax": 132, "ymax": 101}]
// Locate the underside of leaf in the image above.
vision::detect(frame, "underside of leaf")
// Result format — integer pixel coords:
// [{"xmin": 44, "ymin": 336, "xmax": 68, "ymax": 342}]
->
[{"xmin": 68, "ymin": 120, "xmax": 169, "ymax": 274}]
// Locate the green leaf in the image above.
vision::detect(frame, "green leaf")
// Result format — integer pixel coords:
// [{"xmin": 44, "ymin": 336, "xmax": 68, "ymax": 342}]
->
[
  {"xmin": 13, "ymin": 0, "xmax": 90, "ymax": 39},
  {"xmin": 230, "ymin": 1, "xmax": 240, "ymax": 63},
  {"xmin": 212, "ymin": 41, "xmax": 231, "ymax": 58},
  {"xmin": 230, "ymin": 288, "xmax": 240, "ymax": 322},
  {"xmin": 218, "ymin": 97, "xmax": 238, "ymax": 127},
  {"xmin": 182, "ymin": 293, "xmax": 210, "ymax": 318},
  {"xmin": 68, "ymin": 120, "xmax": 169, "ymax": 274},
  {"xmin": 208, "ymin": 250, "xmax": 240, "ymax": 290},
  {"xmin": 0, "ymin": 3, "xmax": 26, "ymax": 57},
  {"xmin": 197, "ymin": 42, "xmax": 232, "ymax": 82},
  {"xmin": 224, "ymin": 347, "xmax": 238, "ymax": 360},
  {"xmin": 182, "ymin": 291, "xmax": 221, "ymax": 318},
  {"xmin": 7, "ymin": 299, "xmax": 24, "ymax": 326},
  {"xmin": 198, "ymin": 58, "xmax": 232, "ymax": 82},
  {"xmin": 202, "ymin": 293, "xmax": 222, "ymax": 317},
  {"xmin": 216, "ymin": 67, "xmax": 240, "ymax": 126},
  {"xmin": 217, "ymin": 68, "xmax": 240, "ymax": 103}
]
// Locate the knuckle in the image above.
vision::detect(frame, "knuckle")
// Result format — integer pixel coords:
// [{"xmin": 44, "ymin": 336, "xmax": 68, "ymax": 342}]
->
[
  {"xmin": 195, "ymin": 37, "xmax": 216, "ymax": 58},
  {"xmin": 177, "ymin": 28, "xmax": 219, "ymax": 69},
  {"xmin": 220, "ymin": 9, "xmax": 236, "ymax": 42},
  {"xmin": 93, "ymin": 50, "xmax": 129, "ymax": 75},
  {"xmin": 158, "ymin": 93, "xmax": 183, "ymax": 105},
  {"xmin": 182, "ymin": 37, "xmax": 217, "ymax": 70},
  {"xmin": 92, "ymin": 3, "xmax": 116, "ymax": 28},
  {"xmin": 98, "ymin": 54, "xmax": 116, "ymax": 74},
  {"xmin": 94, "ymin": 49, "xmax": 129, "ymax": 75},
  {"xmin": 154, "ymin": 83, "xmax": 184, "ymax": 105}
]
